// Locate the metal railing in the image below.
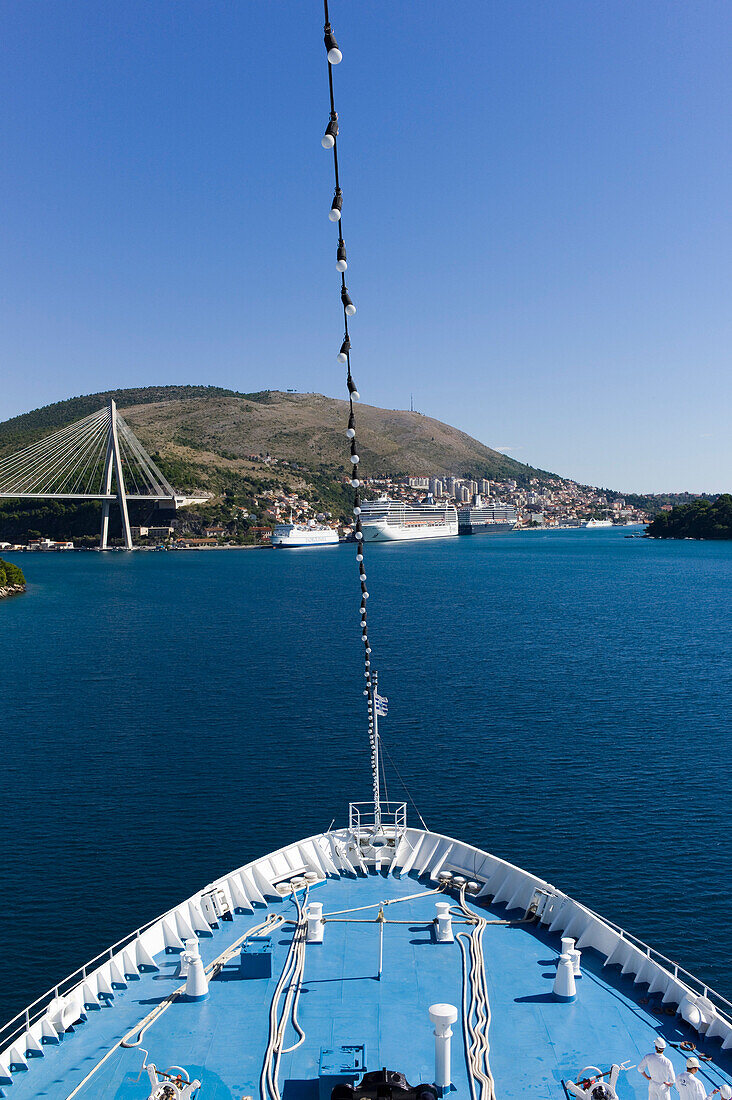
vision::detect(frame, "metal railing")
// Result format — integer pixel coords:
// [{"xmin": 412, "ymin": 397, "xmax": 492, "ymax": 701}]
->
[
  {"xmin": 0, "ymin": 894, "xmax": 189, "ymax": 1056},
  {"xmin": 3, "ymin": 831, "xmax": 732, "ymax": 1062},
  {"xmin": 557, "ymin": 893, "xmax": 732, "ymax": 1026},
  {"xmin": 348, "ymin": 801, "xmax": 407, "ymax": 838}
]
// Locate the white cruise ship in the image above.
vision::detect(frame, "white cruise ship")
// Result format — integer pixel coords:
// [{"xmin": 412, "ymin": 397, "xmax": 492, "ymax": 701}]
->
[
  {"xmin": 271, "ymin": 521, "xmax": 339, "ymax": 548},
  {"xmin": 360, "ymin": 496, "xmax": 458, "ymax": 542},
  {"xmin": 584, "ymin": 518, "xmax": 613, "ymax": 528}
]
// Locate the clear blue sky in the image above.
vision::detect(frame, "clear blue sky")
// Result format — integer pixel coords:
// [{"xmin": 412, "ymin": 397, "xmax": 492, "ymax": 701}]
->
[{"xmin": 1, "ymin": 1, "xmax": 730, "ymax": 493}]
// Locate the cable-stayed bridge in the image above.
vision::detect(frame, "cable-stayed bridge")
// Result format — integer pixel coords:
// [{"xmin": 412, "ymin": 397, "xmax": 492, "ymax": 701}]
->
[{"xmin": 0, "ymin": 399, "xmax": 206, "ymax": 549}]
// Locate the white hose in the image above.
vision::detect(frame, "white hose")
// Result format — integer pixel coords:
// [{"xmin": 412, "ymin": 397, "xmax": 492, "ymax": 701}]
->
[
  {"xmin": 261, "ymin": 887, "xmax": 310, "ymax": 1100},
  {"xmin": 456, "ymin": 885, "xmax": 496, "ymax": 1100}
]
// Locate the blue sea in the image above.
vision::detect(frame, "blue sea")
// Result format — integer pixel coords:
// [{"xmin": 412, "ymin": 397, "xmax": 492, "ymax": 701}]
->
[{"xmin": 1, "ymin": 528, "xmax": 730, "ymax": 1023}]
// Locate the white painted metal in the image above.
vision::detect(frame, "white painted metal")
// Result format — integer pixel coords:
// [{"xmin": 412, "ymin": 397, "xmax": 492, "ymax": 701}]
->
[
  {"xmin": 306, "ymin": 902, "xmax": 324, "ymax": 944},
  {"xmin": 429, "ymin": 1003, "xmax": 458, "ymax": 1090},
  {"xmin": 435, "ymin": 902, "xmax": 453, "ymax": 944},
  {"xmin": 553, "ymin": 954, "xmax": 577, "ymax": 1001}
]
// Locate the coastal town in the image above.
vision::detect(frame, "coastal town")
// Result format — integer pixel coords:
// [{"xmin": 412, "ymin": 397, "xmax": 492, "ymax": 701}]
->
[{"xmin": 0, "ymin": 469, "xmax": 653, "ymax": 550}]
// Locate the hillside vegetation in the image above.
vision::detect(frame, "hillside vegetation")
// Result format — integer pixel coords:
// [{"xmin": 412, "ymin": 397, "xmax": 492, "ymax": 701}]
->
[
  {"xmin": 646, "ymin": 495, "xmax": 732, "ymax": 540},
  {"xmin": 0, "ymin": 387, "xmax": 556, "ymax": 542},
  {"xmin": 0, "ymin": 386, "xmax": 549, "ymax": 483},
  {"xmin": 0, "ymin": 558, "xmax": 25, "ymax": 594}
]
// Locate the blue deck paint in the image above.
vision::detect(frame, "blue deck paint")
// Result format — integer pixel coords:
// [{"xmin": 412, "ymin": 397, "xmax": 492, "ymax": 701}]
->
[{"xmin": 6, "ymin": 873, "xmax": 732, "ymax": 1100}]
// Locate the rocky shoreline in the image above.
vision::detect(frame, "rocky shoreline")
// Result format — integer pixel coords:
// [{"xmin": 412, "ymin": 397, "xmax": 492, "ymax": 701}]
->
[{"xmin": 0, "ymin": 583, "xmax": 25, "ymax": 599}]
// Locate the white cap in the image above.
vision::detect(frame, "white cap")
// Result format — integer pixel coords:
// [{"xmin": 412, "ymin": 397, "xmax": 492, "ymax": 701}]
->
[
  {"xmin": 720, "ymin": 1087, "xmax": 731, "ymax": 1100},
  {"xmin": 654, "ymin": 1036, "xmax": 667, "ymax": 1050},
  {"xmin": 686, "ymin": 1057, "xmax": 699, "ymax": 1070}
]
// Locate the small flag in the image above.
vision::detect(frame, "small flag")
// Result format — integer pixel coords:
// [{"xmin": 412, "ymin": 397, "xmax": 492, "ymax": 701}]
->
[{"xmin": 374, "ymin": 693, "xmax": 388, "ymax": 717}]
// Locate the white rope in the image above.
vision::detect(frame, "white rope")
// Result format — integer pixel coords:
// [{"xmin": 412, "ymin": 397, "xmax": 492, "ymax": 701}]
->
[
  {"xmin": 61, "ymin": 913, "xmax": 283, "ymax": 1100},
  {"xmin": 261, "ymin": 889, "xmax": 310, "ymax": 1100},
  {"xmin": 456, "ymin": 885, "xmax": 496, "ymax": 1100},
  {"xmin": 323, "ymin": 886, "xmax": 444, "ymax": 918}
]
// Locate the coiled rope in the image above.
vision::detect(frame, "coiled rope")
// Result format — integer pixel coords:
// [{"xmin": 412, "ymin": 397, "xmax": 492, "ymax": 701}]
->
[{"xmin": 455, "ymin": 885, "xmax": 497, "ymax": 1100}]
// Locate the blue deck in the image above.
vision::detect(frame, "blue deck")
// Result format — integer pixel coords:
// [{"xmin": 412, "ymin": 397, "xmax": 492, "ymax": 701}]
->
[{"xmin": 7, "ymin": 872, "xmax": 732, "ymax": 1100}]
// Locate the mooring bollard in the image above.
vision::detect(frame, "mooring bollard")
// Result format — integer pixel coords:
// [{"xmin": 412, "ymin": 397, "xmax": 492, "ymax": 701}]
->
[
  {"xmin": 553, "ymin": 953, "xmax": 577, "ymax": 1002},
  {"xmin": 435, "ymin": 902, "xmax": 454, "ymax": 944},
  {"xmin": 306, "ymin": 901, "xmax": 324, "ymax": 944},
  {"xmin": 182, "ymin": 940, "xmax": 208, "ymax": 1001}
]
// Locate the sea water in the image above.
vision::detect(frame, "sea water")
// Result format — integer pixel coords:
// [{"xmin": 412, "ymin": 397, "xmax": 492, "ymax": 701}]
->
[{"xmin": 0, "ymin": 528, "xmax": 730, "ymax": 1021}]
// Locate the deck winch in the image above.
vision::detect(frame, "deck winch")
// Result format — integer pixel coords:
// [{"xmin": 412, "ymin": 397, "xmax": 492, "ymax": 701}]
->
[
  {"xmin": 143, "ymin": 1058, "xmax": 201, "ymax": 1099},
  {"xmin": 331, "ymin": 1068, "xmax": 438, "ymax": 1100}
]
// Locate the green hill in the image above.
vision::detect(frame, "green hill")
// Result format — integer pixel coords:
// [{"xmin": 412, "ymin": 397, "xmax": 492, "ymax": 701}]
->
[
  {"xmin": 0, "ymin": 386, "xmax": 549, "ymax": 484},
  {"xmin": 0, "ymin": 386, "xmax": 555, "ymax": 543}
]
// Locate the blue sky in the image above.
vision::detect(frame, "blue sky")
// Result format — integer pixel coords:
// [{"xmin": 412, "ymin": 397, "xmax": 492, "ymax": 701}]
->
[{"xmin": 1, "ymin": 1, "xmax": 730, "ymax": 492}]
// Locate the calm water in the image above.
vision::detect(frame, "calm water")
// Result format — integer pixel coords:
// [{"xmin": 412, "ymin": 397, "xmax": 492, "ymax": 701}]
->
[{"xmin": 1, "ymin": 529, "xmax": 730, "ymax": 1022}]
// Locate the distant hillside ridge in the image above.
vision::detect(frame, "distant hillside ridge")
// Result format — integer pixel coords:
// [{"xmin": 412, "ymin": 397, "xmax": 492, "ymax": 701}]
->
[{"xmin": 0, "ymin": 386, "xmax": 552, "ymax": 483}]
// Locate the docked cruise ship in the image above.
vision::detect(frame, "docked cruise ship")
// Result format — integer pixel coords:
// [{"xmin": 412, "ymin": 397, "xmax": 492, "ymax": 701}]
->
[
  {"xmin": 360, "ymin": 496, "xmax": 458, "ymax": 542},
  {"xmin": 584, "ymin": 518, "xmax": 613, "ymax": 528},
  {"xmin": 458, "ymin": 495, "xmax": 518, "ymax": 535},
  {"xmin": 271, "ymin": 521, "xmax": 339, "ymax": 548}
]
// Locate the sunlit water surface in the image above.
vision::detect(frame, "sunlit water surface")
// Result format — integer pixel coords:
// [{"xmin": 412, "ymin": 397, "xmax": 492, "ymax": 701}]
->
[{"xmin": 1, "ymin": 528, "xmax": 730, "ymax": 1020}]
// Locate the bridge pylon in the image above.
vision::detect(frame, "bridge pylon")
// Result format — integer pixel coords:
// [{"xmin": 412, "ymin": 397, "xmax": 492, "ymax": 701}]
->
[
  {"xmin": 100, "ymin": 399, "xmax": 132, "ymax": 550},
  {"xmin": 0, "ymin": 397, "xmax": 207, "ymax": 549}
]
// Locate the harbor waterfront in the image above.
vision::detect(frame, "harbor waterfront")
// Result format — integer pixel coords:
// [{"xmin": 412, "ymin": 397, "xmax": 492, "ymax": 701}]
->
[{"xmin": 1, "ymin": 527, "xmax": 730, "ymax": 1027}]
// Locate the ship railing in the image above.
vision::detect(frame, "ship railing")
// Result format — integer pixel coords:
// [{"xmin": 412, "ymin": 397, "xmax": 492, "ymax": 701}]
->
[
  {"xmin": 0, "ymin": 896, "xmax": 187, "ymax": 1054},
  {"xmin": 348, "ymin": 801, "xmax": 407, "ymax": 840},
  {"xmin": 569, "ymin": 895, "xmax": 732, "ymax": 1022}
]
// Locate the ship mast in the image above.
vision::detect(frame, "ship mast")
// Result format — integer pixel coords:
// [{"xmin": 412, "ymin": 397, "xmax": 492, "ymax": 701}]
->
[{"xmin": 320, "ymin": 0, "xmax": 381, "ymax": 827}]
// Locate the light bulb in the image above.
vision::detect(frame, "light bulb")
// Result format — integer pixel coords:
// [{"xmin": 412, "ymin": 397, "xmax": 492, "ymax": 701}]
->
[
  {"xmin": 341, "ymin": 286, "xmax": 356, "ymax": 316},
  {"xmin": 350, "ymin": 454, "xmax": 359, "ymax": 464},
  {"xmin": 329, "ymin": 188, "xmax": 343, "ymax": 222},
  {"xmin": 351, "ymin": 478, "xmax": 360, "ymax": 487},
  {"xmin": 353, "ymin": 506, "xmax": 361, "ymax": 515},
  {"xmin": 338, "ymin": 336, "xmax": 351, "ymax": 363},
  {"xmin": 350, "ymin": 390, "xmax": 360, "ymax": 401},
  {"xmin": 346, "ymin": 427, "xmax": 355, "ymax": 439},
  {"xmin": 322, "ymin": 116, "xmax": 339, "ymax": 149},
  {"xmin": 336, "ymin": 241, "xmax": 347, "ymax": 272},
  {"xmin": 355, "ymin": 531, "xmax": 363, "ymax": 539},
  {"xmin": 324, "ymin": 25, "xmax": 342, "ymax": 65}
]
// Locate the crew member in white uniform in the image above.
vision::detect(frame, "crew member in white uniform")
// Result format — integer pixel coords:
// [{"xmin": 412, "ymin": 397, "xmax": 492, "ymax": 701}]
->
[
  {"xmin": 638, "ymin": 1037, "xmax": 676, "ymax": 1100},
  {"xmin": 677, "ymin": 1058, "xmax": 710, "ymax": 1100}
]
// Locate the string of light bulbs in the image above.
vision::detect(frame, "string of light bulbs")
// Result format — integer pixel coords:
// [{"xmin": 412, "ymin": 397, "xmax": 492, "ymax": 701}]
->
[{"xmin": 320, "ymin": 1, "xmax": 380, "ymax": 809}]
